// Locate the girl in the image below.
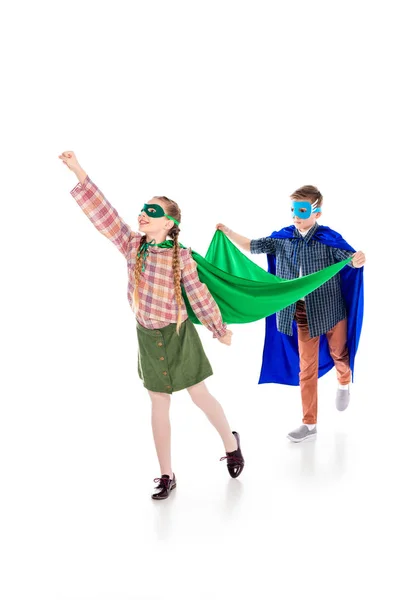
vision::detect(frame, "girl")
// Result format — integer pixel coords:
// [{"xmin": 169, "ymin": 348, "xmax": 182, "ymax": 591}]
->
[{"xmin": 59, "ymin": 151, "xmax": 245, "ymax": 500}]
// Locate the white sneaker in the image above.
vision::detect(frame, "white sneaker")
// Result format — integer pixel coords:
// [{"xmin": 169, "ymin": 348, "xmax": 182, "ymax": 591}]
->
[
  {"xmin": 287, "ymin": 425, "xmax": 317, "ymax": 443},
  {"xmin": 336, "ymin": 388, "xmax": 350, "ymax": 411}
]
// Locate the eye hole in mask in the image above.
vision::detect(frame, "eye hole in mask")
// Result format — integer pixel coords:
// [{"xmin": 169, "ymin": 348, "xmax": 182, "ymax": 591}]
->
[
  {"xmin": 139, "ymin": 203, "xmax": 166, "ymax": 218},
  {"xmin": 139, "ymin": 203, "xmax": 180, "ymax": 226},
  {"xmin": 291, "ymin": 201, "xmax": 321, "ymax": 220}
]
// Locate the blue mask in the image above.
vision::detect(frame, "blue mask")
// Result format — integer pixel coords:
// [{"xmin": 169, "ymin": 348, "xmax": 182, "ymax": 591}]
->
[{"xmin": 291, "ymin": 201, "xmax": 321, "ymax": 220}]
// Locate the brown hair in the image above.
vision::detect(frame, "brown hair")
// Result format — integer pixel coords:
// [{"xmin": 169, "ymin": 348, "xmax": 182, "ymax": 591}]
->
[
  {"xmin": 290, "ymin": 185, "xmax": 323, "ymax": 209},
  {"xmin": 134, "ymin": 196, "xmax": 183, "ymax": 334}
]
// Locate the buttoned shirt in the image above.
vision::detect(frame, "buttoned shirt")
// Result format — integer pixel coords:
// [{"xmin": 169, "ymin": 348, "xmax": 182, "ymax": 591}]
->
[{"xmin": 250, "ymin": 223, "xmax": 354, "ymax": 338}]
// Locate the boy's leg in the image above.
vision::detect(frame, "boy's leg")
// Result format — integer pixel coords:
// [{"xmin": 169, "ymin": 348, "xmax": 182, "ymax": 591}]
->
[
  {"xmin": 325, "ymin": 318, "xmax": 351, "ymax": 384},
  {"xmin": 325, "ymin": 318, "xmax": 351, "ymax": 411},
  {"xmin": 296, "ymin": 301, "xmax": 320, "ymax": 425}
]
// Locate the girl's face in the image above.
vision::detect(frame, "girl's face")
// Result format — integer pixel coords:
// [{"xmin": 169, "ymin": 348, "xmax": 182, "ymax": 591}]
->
[{"xmin": 138, "ymin": 199, "xmax": 174, "ymax": 236}]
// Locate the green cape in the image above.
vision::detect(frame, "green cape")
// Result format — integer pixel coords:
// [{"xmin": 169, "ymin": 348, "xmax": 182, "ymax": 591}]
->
[{"xmin": 182, "ymin": 230, "xmax": 352, "ymax": 325}]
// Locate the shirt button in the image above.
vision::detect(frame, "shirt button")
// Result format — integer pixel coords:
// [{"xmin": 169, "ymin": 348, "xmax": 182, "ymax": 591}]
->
[
  {"xmin": 159, "ymin": 356, "xmax": 165, "ymax": 361},
  {"xmin": 163, "ymin": 371, "xmax": 168, "ymax": 376},
  {"xmin": 166, "ymin": 385, "xmax": 172, "ymax": 390},
  {"xmin": 157, "ymin": 342, "xmax": 163, "ymax": 347}
]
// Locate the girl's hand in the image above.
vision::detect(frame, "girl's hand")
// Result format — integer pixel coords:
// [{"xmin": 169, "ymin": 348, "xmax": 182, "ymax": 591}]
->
[
  {"xmin": 58, "ymin": 150, "xmax": 81, "ymax": 173},
  {"xmin": 216, "ymin": 223, "xmax": 232, "ymax": 235},
  {"xmin": 217, "ymin": 330, "xmax": 233, "ymax": 346},
  {"xmin": 351, "ymin": 251, "xmax": 366, "ymax": 268}
]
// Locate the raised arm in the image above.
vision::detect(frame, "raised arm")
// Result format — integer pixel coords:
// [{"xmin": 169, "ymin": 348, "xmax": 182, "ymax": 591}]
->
[
  {"xmin": 59, "ymin": 150, "xmax": 137, "ymax": 257},
  {"xmin": 59, "ymin": 150, "xmax": 88, "ymax": 184}
]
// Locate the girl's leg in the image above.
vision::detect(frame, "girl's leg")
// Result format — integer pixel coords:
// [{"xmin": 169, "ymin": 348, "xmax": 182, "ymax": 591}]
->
[
  {"xmin": 187, "ymin": 382, "xmax": 237, "ymax": 452},
  {"xmin": 149, "ymin": 390, "xmax": 173, "ymax": 478}
]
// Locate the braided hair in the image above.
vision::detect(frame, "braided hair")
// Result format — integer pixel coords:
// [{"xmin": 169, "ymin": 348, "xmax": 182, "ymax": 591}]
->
[
  {"xmin": 135, "ymin": 197, "xmax": 183, "ymax": 334},
  {"xmin": 133, "ymin": 234, "xmax": 147, "ymax": 311},
  {"xmin": 155, "ymin": 197, "xmax": 183, "ymax": 334}
]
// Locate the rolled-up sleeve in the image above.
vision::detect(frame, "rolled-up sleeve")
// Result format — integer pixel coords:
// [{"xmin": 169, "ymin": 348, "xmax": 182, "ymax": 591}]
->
[
  {"xmin": 250, "ymin": 236, "xmax": 276, "ymax": 255},
  {"xmin": 71, "ymin": 176, "xmax": 140, "ymax": 257},
  {"xmin": 331, "ymin": 247, "xmax": 355, "ymax": 267},
  {"xmin": 181, "ymin": 253, "xmax": 227, "ymax": 338}
]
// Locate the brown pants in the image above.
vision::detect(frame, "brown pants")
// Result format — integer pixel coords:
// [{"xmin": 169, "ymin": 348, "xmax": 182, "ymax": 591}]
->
[{"xmin": 295, "ymin": 301, "xmax": 351, "ymax": 425}]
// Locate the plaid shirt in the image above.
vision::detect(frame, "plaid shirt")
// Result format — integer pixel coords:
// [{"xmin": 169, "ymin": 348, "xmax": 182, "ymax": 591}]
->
[
  {"xmin": 70, "ymin": 177, "xmax": 227, "ymax": 338},
  {"xmin": 250, "ymin": 223, "xmax": 355, "ymax": 338}
]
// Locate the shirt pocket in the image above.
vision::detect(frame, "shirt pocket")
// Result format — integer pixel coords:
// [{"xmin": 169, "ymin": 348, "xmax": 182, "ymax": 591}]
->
[{"xmin": 305, "ymin": 241, "xmax": 334, "ymax": 272}]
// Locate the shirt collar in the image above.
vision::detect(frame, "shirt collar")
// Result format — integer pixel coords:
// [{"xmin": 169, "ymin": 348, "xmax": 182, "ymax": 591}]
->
[{"xmin": 294, "ymin": 222, "xmax": 319, "ymax": 242}]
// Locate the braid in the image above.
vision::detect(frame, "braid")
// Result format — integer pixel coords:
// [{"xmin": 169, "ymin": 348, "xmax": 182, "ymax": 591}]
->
[
  {"xmin": 143, "ymin": 196, "xmax": 182, "ymax": 332},
  {"xmin": 133, "ymin": 235, "xmax": 146, "ymax": 310},
  {"xmin": 154, "ymin": 196, "xmax": 183, "ymax": 335},
  {"xmin": 171, "ymin": 228, "xmax": 183, "ymax": 334}
]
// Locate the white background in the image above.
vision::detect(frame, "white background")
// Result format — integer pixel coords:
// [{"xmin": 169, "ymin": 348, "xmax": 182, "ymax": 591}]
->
[{"xmin": 1, "ymin": 1, "xmax": 398, "ymax": 599}]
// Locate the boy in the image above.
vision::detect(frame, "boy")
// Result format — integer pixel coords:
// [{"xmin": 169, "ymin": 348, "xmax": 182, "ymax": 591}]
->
[{"xmin": 217, "ymin": 185, "xmax": 365, "ymax": 442}]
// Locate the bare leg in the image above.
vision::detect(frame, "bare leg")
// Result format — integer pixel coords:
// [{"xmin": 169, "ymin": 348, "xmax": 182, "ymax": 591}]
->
[
  {"xmin": 148, "ymin": 390, "xmax": 173, "ymax": 478},
  {"xmin": 187, "ymin": 382, "xmax": 237, "ymax": 452}
]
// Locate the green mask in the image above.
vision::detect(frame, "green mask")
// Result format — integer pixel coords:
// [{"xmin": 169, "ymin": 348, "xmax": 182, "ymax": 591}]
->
[{"xmin": 139, "ymin": 203, "xmax": 180, "ymax": 227}]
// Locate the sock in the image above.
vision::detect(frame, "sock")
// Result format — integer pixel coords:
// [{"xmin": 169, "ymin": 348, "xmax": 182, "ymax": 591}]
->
[
  {"xmin": 338, "ymin": 384, "xmax": 350, "ymax": 391},
  {"xmin": 306, "ymin": 424, "xmax": 316, "ymax": 430}
]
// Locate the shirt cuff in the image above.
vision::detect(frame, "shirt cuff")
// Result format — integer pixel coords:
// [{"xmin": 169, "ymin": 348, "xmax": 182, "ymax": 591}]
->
[
  {"xmin": 70, "ymin": 175, "xmax": 90, "ymax": 196},
  {"xmin": 249, "ymin": 239, "xmax": 258, "ymax": 254},
  {"xmin": 212, "ymin": 323, "xmax": 228, "ymax": 338}
]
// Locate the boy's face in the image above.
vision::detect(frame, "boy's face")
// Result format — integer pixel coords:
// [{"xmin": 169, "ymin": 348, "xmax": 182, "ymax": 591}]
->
[{"xmin": 291, "ymin": 198, "xmax": 321, "ymax": 232}]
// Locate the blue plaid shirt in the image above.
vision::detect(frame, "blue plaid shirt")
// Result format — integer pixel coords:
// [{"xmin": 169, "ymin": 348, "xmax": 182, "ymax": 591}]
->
[{"xmin": 250, "ymin": 223, "xmax": 354, "ymax": 338}]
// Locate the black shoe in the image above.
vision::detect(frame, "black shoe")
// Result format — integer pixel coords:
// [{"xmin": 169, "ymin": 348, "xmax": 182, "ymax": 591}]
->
[
  {"xmin": 151, "ymin": 473, "xmax": 177, "ymax": 500},
  {"xmin": 220, "ymin": 431, "xmax": 245, "ymax": 478}
]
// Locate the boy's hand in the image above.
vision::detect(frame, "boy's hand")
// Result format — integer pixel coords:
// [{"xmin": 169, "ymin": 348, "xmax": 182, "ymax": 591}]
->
[
  {"xmin": 352, "ymin": 251, "xmax": 366, "ymax": 268},
  {"xmin": 217, "ymin": 330, "xmax": 233, "ymax": 346},
  {"xmin": 216, "ymin": 223, "xmax": 232, "ymax": 235}
]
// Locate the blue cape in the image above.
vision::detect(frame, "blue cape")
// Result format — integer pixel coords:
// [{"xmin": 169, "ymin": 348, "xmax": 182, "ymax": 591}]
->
[{"xmin": 259, "ymin": 225, "xmax": 364, "ymax": 385}]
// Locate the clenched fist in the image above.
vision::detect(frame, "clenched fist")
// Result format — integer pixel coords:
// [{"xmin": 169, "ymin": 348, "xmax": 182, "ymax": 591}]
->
[
  {"xmin": 351, "ymin": 251, "xmax": 366, "ymax": 268},
  {"xmin": 58, "ymin": 150, "xmax": 81, "ymax": 171},
  {"xmin": 59, "ymin": 150, "xmax": 87, "ymax": 183}
]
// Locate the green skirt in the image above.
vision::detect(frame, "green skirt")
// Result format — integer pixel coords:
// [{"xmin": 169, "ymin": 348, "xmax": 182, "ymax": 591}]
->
[{"xmin": 136, "ymin": 319, "xmax": 213, "ymax": 393}]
